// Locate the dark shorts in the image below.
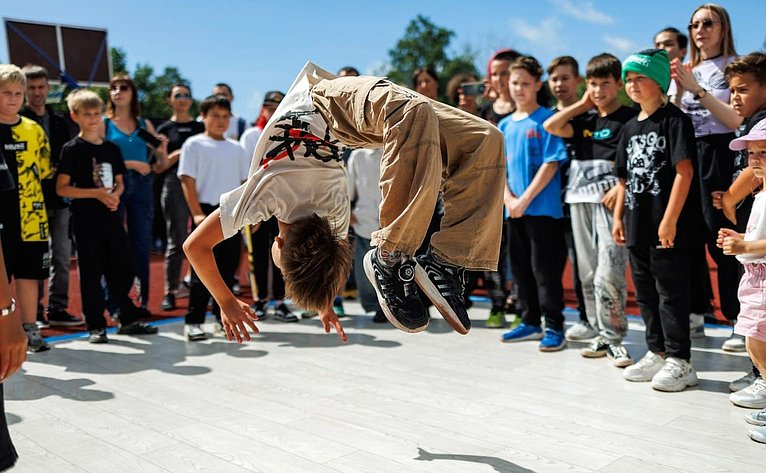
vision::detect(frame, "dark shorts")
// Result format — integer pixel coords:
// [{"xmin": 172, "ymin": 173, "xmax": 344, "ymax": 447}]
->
[
  {"xmin": 0, "ymin": 235, "xmax": 50, "ymax": 281},
  {"xmin": 0, "ymin": 384, "xmax": 18, "ymax": 471}
]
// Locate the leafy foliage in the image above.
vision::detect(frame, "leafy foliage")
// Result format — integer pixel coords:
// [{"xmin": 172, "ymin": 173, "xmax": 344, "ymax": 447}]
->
[{"xmin": 386, "ymin": 15, "xmax": 478, "ymax": 101}]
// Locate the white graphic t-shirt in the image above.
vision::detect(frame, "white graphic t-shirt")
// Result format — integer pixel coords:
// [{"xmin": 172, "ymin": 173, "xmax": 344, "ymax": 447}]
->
[
  {"xmin": 680, "ymin": 55, "xmax": 736, "ymax": 137},
  {"xmin": 219, "ymin": 62, "xmax": 350, "ymax": 240},
  {"xmin": 738, "ymin": 191, "xmax": 766, "ymax": 264}
]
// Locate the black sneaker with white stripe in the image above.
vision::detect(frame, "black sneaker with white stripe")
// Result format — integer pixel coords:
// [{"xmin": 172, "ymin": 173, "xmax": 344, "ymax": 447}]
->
[
  {"xmin": 415, "ymin": 250, "xmax": 470, "ymax": 334},
  {"xmin": 364, "ymin": 249, "xmax": 429, "ymax": 333}
]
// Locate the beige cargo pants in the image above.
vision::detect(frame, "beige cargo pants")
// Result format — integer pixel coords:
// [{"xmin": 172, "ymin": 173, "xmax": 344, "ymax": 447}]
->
[{"xmin": 312, "ymin": 78, "xmax": 505, "ymax": 271}]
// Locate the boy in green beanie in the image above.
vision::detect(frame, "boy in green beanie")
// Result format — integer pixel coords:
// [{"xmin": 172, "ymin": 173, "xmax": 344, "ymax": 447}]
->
[{"xmin": 612, "ymin": 49, "xmax": 705, "ymax": 392}]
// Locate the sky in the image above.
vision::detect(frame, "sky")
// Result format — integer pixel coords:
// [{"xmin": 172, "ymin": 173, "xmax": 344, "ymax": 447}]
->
[{"xmin": 2, "ymin": 0, "xmax": 765, "ymax": 121}]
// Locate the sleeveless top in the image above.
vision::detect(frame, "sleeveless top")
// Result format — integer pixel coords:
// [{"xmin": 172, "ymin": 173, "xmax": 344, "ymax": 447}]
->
[{"xmin": 103, "ymin": 116, "xmax": 149, "ymax": 163}]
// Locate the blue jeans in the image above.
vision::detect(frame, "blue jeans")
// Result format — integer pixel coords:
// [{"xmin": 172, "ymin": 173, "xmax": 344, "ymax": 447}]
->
[
  {"xmin": 119, "ymin": 170, "xmax": 154, "ymax": 307},
  {"xmin": 353, "ymin": 236, "xmax": 380, "ymax": 313}
]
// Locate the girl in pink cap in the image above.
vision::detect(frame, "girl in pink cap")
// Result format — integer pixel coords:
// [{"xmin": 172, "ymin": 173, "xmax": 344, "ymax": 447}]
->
[{"xmin": 718, "ymin": 118, "xmax": 766, "ymax": 444}]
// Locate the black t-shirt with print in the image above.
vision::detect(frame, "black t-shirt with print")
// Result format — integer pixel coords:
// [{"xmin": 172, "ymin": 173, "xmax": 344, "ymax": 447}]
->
[
  {"xmin": 615, "ymin": 103, "xmax": 703, "ymax": 248},
  {"xmin": 57, "ymin": 137, "xmax": 126, "ymax": 223},
  {"xmin": 156, "ymin": 120, "xmax": 205, "ymax": 173},
  {"xmin": 566, "ymin": 106, "xmax": 638, "ymax": 202}
]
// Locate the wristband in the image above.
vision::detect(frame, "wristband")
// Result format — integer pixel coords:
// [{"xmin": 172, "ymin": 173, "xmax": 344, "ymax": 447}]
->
[
  {"xmin": 693, "ymin": 88, "xmax": 708, "ymax": 100},
  {"xmin": 0, "ymin": 298, "xmax": 15, "ymax": 317}
]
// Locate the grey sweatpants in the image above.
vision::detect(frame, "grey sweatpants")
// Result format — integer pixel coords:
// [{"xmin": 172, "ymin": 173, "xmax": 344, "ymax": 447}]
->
[{"xmin": 570, "ymin": 202, "xmax": 628, "ymax": 342}]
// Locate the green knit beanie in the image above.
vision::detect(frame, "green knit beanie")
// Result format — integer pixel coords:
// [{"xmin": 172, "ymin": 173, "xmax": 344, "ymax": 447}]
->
[{"xmin": 622, "ymin": 49, "xmax": 671, "ymax": 93}]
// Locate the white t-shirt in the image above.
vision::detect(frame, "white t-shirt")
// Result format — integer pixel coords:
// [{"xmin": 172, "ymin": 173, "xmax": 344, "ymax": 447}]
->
[
  {"xmin": 347, "ymin": 148, "xmax": 382, "ymax": 239},
  {"xmin": 737, "ymin": 191, "xmax": 766, "ymax": 265},
  {"xmin": 178, "ymin": 134, "xmax": 249, "ymax": 205},
  {"xmin": 680, "ymin": 56, "xmax": 736, "ymax": 137},
  {"xmin": 219, "ymin": 61, "xmax": 350, "ymax": 240},
  {"xmin": 239, "ymin": 126, "xmax": 263, "ymax": 166}
]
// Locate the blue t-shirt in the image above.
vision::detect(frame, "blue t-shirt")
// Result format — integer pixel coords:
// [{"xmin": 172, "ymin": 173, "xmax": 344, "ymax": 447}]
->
[
  {"xmin": 103, "ymin": 117, "xmax": 150, "ymax": 163},
  {"xmin": 498, "ymin": 107, "xmax": 568, "ymax": 218}
]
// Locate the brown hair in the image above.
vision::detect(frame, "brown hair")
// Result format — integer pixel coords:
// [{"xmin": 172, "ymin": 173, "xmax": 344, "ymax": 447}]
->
[
  {"xmin": 546, "ymin": 56, "xmax": 580, "ymax": 77},
  {"xmin": 21, "ymin": 64, "xmax": 49, "ymax": 81},
  {"xmin": 688, "ymin": 3, "xmax": 737, "ymax": 68},
  {"xmin": 106, "ymin": 73, "xmax": 140, "ymax": 119},
  {"xmin": 585, "ymin": 53, "xmax": 622, "ymax": 81},
  {"xmin": 280, "ymin": 214, "xmax": 353, "ymax": 312},
  {"xmin": 725, "ymin": 52, "xmax": 766, "ymax": 86},
  {"xmin": 510, "ymin": 56, "xmax": 544, "ymax": 81}
]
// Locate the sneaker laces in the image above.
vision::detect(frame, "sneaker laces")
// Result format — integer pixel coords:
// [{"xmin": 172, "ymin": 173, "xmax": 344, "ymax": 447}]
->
[
  {"xmin": 746, "ymin": 379, "xmax": 766, "ymax": 395},
  {"xmin": 663, "ymin": 358, "xmax": 689, "ymax": 379}
]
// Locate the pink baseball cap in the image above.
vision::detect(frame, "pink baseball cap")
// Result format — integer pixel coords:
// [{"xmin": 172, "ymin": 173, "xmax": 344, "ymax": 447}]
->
[{"xmin": 730, "ymin": 117, "xmax": 766, "ymax": 150}]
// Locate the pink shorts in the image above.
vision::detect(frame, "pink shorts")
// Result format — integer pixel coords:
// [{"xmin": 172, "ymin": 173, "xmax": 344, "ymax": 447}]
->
[{"xmin": 735, "ymin": 263, "xmax": 766, "ymax": 342}]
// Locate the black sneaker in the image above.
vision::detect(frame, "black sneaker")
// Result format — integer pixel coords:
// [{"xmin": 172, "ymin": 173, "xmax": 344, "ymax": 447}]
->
[
  {"xmin": 273, "ymin": 302, "xmax": 299, "ymax": 323},
  {"xmin": 363, "ymin": 249, "xmax": 428, "ymax": 333},
  {"xmin": 252, "ymin": 300, "xmax": 269, "ymax": 320},
  {"xmin": 117, "ymin": 321, "xmax": 159, "ymax": 335},
  {"xmin": 47, "ymin": 309, "xmax": 85, "ymax": 327},
  {"xmin": 137, "ymin": 307, "xmax": 153, "ymax": 319},
  {"xmin": 88, "ymin": 329, "xmax": 108, "ymax": 344},
  {"xmin": 372, "ymin": 309, "xmax": 388, "ymax": 324},
  {"xmin": 414, "ymin": 250, "xmax": 470, "ymax": 334},
  {"xmin": 161, "ymin": 293, "xmax": 176, "ymax": 311}
]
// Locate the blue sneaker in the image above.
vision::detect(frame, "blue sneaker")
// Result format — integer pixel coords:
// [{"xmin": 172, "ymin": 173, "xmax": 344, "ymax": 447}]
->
[
  {"xmin": 539, "ymin": 329, "xmax": 567, "ymax": 352},
  {"xmin": 501, "ymin": 323, "xmax": 543, "ymax": 343}
]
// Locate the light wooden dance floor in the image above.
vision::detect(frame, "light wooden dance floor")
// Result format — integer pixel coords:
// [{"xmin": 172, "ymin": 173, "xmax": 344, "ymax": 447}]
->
[{"xmin": 5, "ymin": 303, "xmax": 761, "ymax": 472}]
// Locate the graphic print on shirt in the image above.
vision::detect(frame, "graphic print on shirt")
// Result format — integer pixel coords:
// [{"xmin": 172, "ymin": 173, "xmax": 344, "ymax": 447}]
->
[
  {"xmin": 684, "ymin": 67, "xmax": 728, "ymax": 132},
  {"xmin": 262, "ymin": 110, "xmax": 343, "ymax": 167},
  {"xmin": 92, "ymin": 159, "xmax": 114, "ymax": 189},
  {"xmin": 624, "ymin": 131, "xmax": 666, "ymax": 210},
  {"xmin": 8, "ymin": 121, "xmax": 51, "ymax": 241}
]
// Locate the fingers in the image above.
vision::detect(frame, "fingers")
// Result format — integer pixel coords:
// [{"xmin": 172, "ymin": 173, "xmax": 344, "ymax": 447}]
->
[
  {"xmin": 334, "ymin": 319, "xmax": 348, "ymax": 343},
  {"xmin": 0, "ymin": 352, "xmax": 8, "ymax": 381}
]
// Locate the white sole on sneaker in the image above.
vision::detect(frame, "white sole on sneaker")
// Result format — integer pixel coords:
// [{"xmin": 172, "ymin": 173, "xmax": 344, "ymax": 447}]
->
[
  {"xmin": 413, "ymin": 263, "xmax": 468, "ymax": 335},
  {"xmin": 651, "ymin": 371, "xmax": 699, "ymax": 392},
  {"xmin": 363, "ymin": 252, "xmax": 427, "ymax": 334}
]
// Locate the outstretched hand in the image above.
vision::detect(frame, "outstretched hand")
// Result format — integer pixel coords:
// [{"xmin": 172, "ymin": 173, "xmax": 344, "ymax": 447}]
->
[
  {"xmin": 220, "ymin": 298, "xmax": 260, "ymax": 343},
  {"xmin": 319, "ymin": 308, "xmax": 347, "ymax": 343}
]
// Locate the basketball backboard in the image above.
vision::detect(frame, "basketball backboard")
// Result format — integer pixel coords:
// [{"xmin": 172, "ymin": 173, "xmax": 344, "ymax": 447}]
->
[{"xmin": 4, "ymin": 17, "xmax": 111, "ymax": 87}]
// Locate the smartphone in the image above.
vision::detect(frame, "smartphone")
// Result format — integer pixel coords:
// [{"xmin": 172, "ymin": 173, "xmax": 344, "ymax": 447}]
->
[
  {"xmin": 461, "ymin": 82, "xmax": 486, "ymax": 96},
  {"xmin": 136, "ymin": 127, "xmax": 162, "ymax": 148}
]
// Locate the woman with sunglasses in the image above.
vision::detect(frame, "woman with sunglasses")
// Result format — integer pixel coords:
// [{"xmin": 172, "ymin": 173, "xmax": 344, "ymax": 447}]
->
[
  {"xmin": 103, "ymin": 74, "xmax": 167, "ymax": 317},
  {"xmin": 671, "ymin": 3, "xmax": 744, "ymax": 351},
  {"xmin": 155, "ymin": 84, "xmax": 204, "ymax": 311}
]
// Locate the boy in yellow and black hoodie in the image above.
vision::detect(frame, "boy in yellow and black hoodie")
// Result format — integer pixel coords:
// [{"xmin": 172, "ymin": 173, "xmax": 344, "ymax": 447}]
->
[{"xmin": 0, "ymin": 64, "xmax": 51, "ymax": 353}]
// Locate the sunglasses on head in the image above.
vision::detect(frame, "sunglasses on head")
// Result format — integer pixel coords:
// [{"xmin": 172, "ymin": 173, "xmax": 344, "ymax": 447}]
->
[
  {"xmin": 173, "ymin": 93, "xmax": 192, "ymax": 99},
  {"xmin": 688, "ymin": 19, "xmax": 720, "ymax": 30},
  {"xmin": 109, "ymin": 84, "xmax": 131, "ymax": 92}
]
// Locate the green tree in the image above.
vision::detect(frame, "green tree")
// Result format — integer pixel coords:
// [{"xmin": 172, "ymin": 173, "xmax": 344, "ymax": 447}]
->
[
  {"xmin": 91, "ymin": 47, "xmax": 196, "ymax": 121},
  {"xmin": 387, "ymin": 15, "xmax": 478, "ymax": 101},
  {"xmin": 111, "ymin": 47, "xmax": 128, "ymax": 75}
]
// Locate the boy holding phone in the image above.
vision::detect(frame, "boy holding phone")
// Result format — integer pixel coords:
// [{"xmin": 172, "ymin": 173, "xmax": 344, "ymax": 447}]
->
[{"xmin": 56, "ymin": 89, "xmax": 158, "ymax": 343}]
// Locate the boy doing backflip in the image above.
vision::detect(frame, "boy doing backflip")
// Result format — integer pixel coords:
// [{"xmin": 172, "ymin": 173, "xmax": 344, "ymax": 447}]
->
[{"xmin": 184, "ymin": 62, "xmax": 505, "ymax": 342}]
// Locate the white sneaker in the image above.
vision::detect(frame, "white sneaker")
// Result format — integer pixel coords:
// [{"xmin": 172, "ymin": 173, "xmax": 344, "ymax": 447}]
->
[
  {"xmin": 749, "ymin": 425, "xmax": 766, "ymax": 444},
  {"xmin": 730, "ymin": 378, "xmax": 766, "ymax": 408},
  {"xmin": 651, "ymin": 357, "xmax": 699, "ymax": 392},
  {"xmin": 745, "ymin": 408, "xmax": 766, "ymax": 427},
  {"xmin": 565, "ymin": 320, "xmax": 597, "ymax": 341},
  {"xmin": 184, "ymin": 324, "xmax": 208, "ymax": 342},
  {"xmin": 624, "ymin": 351, "xmax": 665, "ymax": 382},
  {"xmin": 722, "ymin": 332, "xmax": 746, "ymax": 352},
  {"xmin": 689, "ymin": 313, "xmax": 706, "ymax": 338},
  {"xmin": 730, "ymin": 371, "xmax": 757, "ymax": 392}
]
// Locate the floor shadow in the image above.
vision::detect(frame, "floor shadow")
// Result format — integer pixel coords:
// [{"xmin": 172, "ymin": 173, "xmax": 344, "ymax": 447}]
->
[
  {"xmin": 4, "ymin": 413, "xmax": 21, "ymax": 426},
  {"xmin": 255, "ymin": 331, "xmax": 401, "ymax": 349},
  {"xmin": 414, "ymin": 448, "xmax": 536, "ymax": 473},
  {"xmin": 27, "ymin": 335, "xmax": 268, "ymax": 379},
  {"xmin": 5, "ymin": 370, "xmax": 114, "ymax": 402}
]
